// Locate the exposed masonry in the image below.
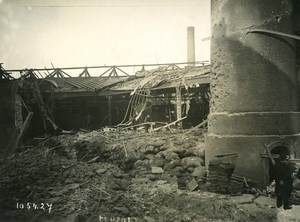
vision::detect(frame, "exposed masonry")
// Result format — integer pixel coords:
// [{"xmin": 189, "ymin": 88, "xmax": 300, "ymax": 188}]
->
[{"xmin": 206, "ymin": 0, "xmax": 300, "ymax": 186}]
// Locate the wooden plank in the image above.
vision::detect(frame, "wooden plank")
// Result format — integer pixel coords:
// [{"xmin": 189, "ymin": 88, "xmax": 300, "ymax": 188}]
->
[
  {"xmin": 5, "ymin": 112, "xmax": 34, "ymax": 156},
  {"xmin": 31, "ymin": 73, "xmax": 59, "ymax": 132},
  {"xmin": 107, "ymin": 95, "xmax": 112, "ymax": 126},
  {"xmin": 215, "ymin": 152, "xmax": 238, "ymax": 158},
  {"xmin": 175, "ymin": 84, "xmax": 182, "ymax": 129},
  {"xmin": 153, "ymin": 116, "xmax": 187, "ymax": 132},
  {"xmin": 260, "ymin": 153, "xmax": 279, "ymax": 159},
  {"xmin": 185, "ymin": 119, "xmax": 208, "ymax": 134}
]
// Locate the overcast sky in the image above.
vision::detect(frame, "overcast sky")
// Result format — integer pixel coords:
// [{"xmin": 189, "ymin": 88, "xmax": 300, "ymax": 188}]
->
[{"xmin": 0, "ymin": 0, "xmax": 210, "ymax": 76}]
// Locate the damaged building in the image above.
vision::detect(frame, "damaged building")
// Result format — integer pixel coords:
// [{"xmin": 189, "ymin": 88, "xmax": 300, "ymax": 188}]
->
[
  {"xmin": 2, "ymin": 0, "xmax": 300, "ymax": 189},
  {"xmin": 2, "ymin": 0, "xmax": 300, "ymax": 221},
  {"xmin": 0, "ymin": 62, "xmax": 210, "ymax": 154}
]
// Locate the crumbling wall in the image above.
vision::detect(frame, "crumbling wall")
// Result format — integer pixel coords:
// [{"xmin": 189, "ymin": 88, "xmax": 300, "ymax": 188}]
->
[
  {"xmin": 0, "ymin": 81, "xmax": 17, "ymax": 154},
  {"xmin": 206, "ymin": 0, "xmax": 300, "ymax": 186}
]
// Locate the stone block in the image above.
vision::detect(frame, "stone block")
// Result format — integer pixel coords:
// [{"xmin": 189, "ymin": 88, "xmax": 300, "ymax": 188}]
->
[
  {"xmin": 151, "ymin": 166, "xmax": 164, "ymax": 174},
  {"xmin": 187, "ymin": 178, "xmax": 198, "ymax": 191}
]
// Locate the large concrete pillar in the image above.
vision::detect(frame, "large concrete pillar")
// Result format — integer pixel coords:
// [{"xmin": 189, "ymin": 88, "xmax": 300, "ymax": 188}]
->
[
  {"xmin": 206, "ymin": 0, "xmax": 300, "ymax": 186},
  {"xmin": 187, "ymin": 26, "xmax": 196, "ymax": 66}
]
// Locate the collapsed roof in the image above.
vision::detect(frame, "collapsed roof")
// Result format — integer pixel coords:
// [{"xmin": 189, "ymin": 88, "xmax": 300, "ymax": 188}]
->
[{"xmin": 41, "ymin": 65, "xmax": 210, "ymax": 95}]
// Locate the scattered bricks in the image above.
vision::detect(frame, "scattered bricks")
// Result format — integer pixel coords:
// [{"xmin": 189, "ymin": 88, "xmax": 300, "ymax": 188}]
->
[
  {"xmin": 204, "ymin": 158, "xmax": 236, "ymax": 194},
  {"xmin": 218, "ymin": 175, "xmax": 230, "ymax": 181},
  {"xmin": 151, "ymin": 166, "xmax": 164, "ymax": 174},
  {"xmin": 182, "ymin": 157, "xmax": 203, "ymax": 168}
]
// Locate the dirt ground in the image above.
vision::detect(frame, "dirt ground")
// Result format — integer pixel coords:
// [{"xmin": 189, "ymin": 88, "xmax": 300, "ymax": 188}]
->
[{"xmin": 0, "ymin": 129, "xmax": 298, "ymax": 222}]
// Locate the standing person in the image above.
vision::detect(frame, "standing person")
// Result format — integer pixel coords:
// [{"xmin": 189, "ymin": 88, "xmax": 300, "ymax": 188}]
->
[{"xmin": 267, "ymin": 148, "xmax": 293, "ymax": 210}]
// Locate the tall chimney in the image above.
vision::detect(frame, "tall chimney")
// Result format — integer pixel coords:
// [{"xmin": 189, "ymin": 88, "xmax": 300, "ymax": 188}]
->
[{"xmin": 187, "ymin": 26, "xmax": 195, "ymax": 67}]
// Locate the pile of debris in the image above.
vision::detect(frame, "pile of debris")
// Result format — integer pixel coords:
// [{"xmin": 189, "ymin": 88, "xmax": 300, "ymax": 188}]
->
[
  {"xmin": 205, "ymin": 158, "xmax": 236, "ymax": 194},
  {"xmin": 0, "ymin": 129, "xmax": 207, "ymax": 221},
  {"xmin": 0, "ymin": 128, "xmax": 290, "ymax": 222}
]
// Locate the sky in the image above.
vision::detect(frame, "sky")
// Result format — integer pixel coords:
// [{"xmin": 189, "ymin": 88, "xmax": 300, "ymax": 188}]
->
[{"xmin": 0, "ymin": 0, "xmax": 210, "ymax": 76}]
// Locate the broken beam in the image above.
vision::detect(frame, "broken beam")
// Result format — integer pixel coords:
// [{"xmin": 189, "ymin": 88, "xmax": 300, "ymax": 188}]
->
[
  {"xmin": 5, "ymin": 112, "xmax": 34, "ymax": 156},
  {"xmin": 153, "ymin": 116, "xmax": 187, "ymax": 132}
]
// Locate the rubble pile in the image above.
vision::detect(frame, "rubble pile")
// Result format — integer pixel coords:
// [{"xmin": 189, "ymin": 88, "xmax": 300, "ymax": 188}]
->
[
  {"xmin": 0, "ymin": 129, "xmax": 207, "ymax": 221},
  {"xmin": 48, "ymin": 129, "xmax": 208, "ymax": 190},
  {"xmin": 0, "ymin": 142, "xmax": 147, "ymax": 221},
  {"xmin": 0, "ymin": 129, "xmax": 296, "ymax": 221}
]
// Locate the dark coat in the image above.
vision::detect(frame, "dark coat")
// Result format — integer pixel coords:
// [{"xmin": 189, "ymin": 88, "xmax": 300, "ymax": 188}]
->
[{"xmin": 274, "ymin": 161, "xmax": 293, "ymax": 195}]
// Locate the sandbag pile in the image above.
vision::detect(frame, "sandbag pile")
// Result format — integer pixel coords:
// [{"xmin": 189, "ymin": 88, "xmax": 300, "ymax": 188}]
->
[{"xmin": 133, "ymin": 137, "xmax": 206, "ymax": 189}]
